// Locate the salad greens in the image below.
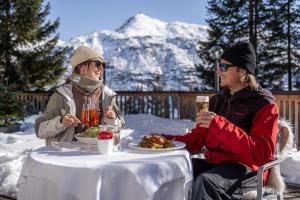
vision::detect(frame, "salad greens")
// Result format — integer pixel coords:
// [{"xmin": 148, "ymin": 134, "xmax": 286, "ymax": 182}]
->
[{"xmin": 77, "ymin": 126, "xmax": 103, "ymax": 138}]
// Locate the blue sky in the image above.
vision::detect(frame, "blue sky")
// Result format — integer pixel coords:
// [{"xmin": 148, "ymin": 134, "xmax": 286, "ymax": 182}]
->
[{"xmin": 47, "ymin": 0, "xmax": 208, "ymax": 41}]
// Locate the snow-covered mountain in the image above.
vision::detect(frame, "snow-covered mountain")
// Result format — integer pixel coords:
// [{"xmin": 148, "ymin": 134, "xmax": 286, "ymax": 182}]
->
[{"xmin": 61, "ymin": 13, "xmax": 208, "ymax": 91}]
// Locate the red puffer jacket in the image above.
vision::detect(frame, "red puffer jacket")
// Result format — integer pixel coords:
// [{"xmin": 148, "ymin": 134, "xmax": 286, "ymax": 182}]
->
[{"xmin": 165, "ymin": 87, "xmax": 279, "ymax": 184}]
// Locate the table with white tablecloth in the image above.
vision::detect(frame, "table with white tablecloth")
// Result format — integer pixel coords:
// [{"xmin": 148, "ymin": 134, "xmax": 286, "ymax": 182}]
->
[{"xmin": 17, "ymin": 142, "xmax": 193, "ymax": 200}]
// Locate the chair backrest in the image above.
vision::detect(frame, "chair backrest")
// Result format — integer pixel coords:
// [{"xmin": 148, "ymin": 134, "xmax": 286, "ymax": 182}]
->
[
  {"xmin": 276, "ymin": 119, "xmax": 294, "ymax": 159},
  {"xmin": 243, "ymin": 119, "xmax": 293, "ymax": 200},
  {"xmin": 266, "ymin": 119, "xmax": 294, "ymax": 194}
]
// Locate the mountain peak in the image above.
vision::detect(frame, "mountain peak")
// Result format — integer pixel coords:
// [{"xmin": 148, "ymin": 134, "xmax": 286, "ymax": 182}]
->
[
  {"xmin": 116, "ymin": 13, "xmax": 166, "ymax": 36},
  {"xmin": 59, "ymin": 14, "xmax": 208, "ymax": 91}
]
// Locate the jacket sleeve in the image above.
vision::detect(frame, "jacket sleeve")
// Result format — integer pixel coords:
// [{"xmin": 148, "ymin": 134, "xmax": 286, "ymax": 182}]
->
[
  {"xmin": 209, "ymin": 103, "xmax": 279, "ymax": 169},
  {"xmin": 164, "ymin": 126, "xmax": 209, "ymax": 154},
  {"xmin": 35, "ymin": 93, "xmax": 66, "ymax": 139}
]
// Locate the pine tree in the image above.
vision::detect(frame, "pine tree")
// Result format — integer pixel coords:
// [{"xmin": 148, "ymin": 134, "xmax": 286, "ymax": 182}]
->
[
  {"xmin": 197, "ymin": 0, "xmax": 300, "ymax": 91},
  {"xmin": 288, "ymin": 1, "xmax": 300, "ymax": 90},
  {"xmin": 0, "ymin": 0, "xmax": 69, "ymax": 91},
  {"xmin": 196, "ymin": 0, "xmax": 250, "ymax": 90},
  {"xmin": 257, "ymin": 0, "xmax": 300, "ymax": 90},
  {"xmin": 256, "ymin": 0, "xmax": 288, "ymax": 89},
  {"xmin": 0, "ymin": 83, "xmax": 25, "ymax": 125}
]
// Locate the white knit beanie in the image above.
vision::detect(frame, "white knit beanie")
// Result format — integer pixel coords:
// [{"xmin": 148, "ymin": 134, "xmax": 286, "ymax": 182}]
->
[{"xmin": 70, "ymin": 46, "xmax": 104, "ymax": 69}]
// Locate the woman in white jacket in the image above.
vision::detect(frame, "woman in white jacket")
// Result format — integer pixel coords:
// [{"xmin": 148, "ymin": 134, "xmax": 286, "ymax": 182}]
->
[{"xmin": 35, "ymin": 46, "xmax": 125, "ymax": 145}]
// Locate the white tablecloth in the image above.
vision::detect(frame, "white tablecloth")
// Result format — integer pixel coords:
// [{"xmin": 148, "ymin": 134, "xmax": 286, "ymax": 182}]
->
[{"xmin": 17, "ymin": 142, "xmax": 193, "ymax": 200}]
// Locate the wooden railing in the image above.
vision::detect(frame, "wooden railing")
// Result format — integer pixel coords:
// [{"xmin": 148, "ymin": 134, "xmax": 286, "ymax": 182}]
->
[
  {"xmin": 275, "ymin": 92, "xmax": 300, "ymax": 151},
  {"xmin": 15, "ymin": 91, "xmax": 300, "ymax": 149}
]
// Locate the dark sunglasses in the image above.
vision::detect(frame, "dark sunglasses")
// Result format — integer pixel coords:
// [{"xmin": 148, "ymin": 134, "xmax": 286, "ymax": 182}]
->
[
  {"xmin": 93, "ymin": 60, "xmax": 106, "ymax": 69},
  {"xmin": 218, "ymin": 63, "xmax": 235, "ymax": 72}
]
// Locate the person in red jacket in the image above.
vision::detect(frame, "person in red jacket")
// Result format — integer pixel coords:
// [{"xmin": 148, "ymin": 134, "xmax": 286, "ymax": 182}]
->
[{"xmin": 164, "ymin": 42, "xmax": 279, "ymax": 200}]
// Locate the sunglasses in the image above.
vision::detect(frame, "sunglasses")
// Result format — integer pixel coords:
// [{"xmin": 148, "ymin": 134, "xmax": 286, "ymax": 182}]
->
[
  {"xmin": 93, "ymin": 60, "xmax": 106, "ymax": 69},
  {"xmin": 218, "ymin": 63, "xmax": 235, "ymax": 72}
]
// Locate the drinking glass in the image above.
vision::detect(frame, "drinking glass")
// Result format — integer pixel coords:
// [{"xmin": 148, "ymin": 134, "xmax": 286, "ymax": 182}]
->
[
  {"xmin": 81, "ymin": 97, "xmax": 100, "ymax": 128},
  {"xmin": 106, "ymin": 125, "xmax": 121, "ymax": 152},
  {"xmin": 196, "ymin": 96, "xmax": 209, "ymax": 112}
]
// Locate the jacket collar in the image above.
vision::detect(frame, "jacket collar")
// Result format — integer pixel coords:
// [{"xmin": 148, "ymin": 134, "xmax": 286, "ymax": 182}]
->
[
  {"xmin": 56, "ymin": 83, "xmax": 74, "ymax": 102},
  {"xmin": 221, "ymin": 86, "xmax": 275, "ymax": 103}
]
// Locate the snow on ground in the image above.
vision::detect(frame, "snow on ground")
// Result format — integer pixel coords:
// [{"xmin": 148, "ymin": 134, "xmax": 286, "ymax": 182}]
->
[
  {"xmin": 0, "ymin": 114, "xmax": 299, "ymax": 197},
  {"xmin": 0, "ymin": 115, "xmax": 44, "ymax": 197},
  {"xmin": 281, "ymin": 150, "xmax": 300, "ymax": 185}
]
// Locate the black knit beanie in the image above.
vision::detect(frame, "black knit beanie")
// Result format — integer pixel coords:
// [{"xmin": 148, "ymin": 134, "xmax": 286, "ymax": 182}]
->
[{"xmin": 221, "ymin": 42, "xmax": 256, "ymax": 74}]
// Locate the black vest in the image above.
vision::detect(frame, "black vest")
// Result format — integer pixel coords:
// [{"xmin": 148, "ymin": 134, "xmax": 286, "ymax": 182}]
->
[{"xmin": 209, "ymin": 86, "xmax": 275, "ymax": 134}]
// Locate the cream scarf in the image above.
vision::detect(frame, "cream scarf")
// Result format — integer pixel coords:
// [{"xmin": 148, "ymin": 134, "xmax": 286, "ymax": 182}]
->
[{"xmin": 69, "ymin": 73, "xmax": 103, "ymax": 93}]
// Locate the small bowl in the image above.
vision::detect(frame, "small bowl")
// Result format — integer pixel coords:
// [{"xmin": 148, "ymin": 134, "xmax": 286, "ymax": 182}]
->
[{"xmin": 74, "ymin": 135, "xmax": 97, "ymax": 145}]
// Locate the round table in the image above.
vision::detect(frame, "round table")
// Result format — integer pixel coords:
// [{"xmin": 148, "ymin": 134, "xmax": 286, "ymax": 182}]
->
[{"xmin": 17, "ymin": 142, "xmax": 193, "ymax": 200}]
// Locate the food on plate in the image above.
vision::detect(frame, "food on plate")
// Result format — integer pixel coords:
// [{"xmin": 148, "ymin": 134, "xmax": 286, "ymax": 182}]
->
[
  {"xmin": 138, "ymin": 134, "xmax": 175, "ymax": 149},
  {"xmin": 77, "ymin": 126, "xmax": 103, "ymax": 138}
]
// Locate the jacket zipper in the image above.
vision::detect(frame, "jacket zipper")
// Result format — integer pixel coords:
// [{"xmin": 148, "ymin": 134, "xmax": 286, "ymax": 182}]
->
[{"xmin": 226, "ymin": 98, "xmax": 231, "ymax": 117}]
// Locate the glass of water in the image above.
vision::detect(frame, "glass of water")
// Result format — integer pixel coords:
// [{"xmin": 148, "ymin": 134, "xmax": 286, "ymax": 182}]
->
[{"xmin": 106, "ymin": 125, "xmax": 121, "ymax": 152}]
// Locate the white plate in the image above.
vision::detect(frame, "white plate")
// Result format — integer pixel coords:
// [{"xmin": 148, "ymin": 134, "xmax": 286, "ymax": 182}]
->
[
  {"xmin": 74, "ymin": 135, "xmax": 97, "ymax": 145},
  {"xmin": 128, "ymin": 141, "xmax": 186, "ymax": 152}
]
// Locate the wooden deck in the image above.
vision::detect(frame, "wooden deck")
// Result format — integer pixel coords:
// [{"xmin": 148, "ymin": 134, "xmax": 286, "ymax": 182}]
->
[{"xmin": 284, "ymin": 184, "xmax": 300, "ymax": 199}]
